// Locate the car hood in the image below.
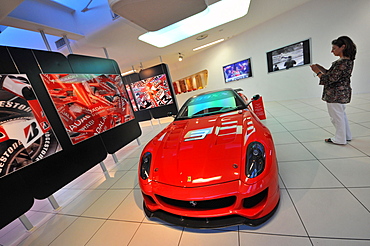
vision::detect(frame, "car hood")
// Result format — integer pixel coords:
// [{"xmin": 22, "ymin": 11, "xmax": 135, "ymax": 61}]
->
[{"xmin": 149, "ymin": 110, "xmax": 257, "ymax": 187}]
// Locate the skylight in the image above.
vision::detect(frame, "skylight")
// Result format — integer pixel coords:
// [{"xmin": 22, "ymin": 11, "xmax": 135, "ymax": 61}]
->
[{"xmin": 138, "ymin": 0, "xmax": 251, "ymax": 48}]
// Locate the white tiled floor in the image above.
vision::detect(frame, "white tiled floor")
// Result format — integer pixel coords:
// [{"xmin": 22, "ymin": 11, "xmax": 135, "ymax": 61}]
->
[{"xmin": 1, "ymin": 93, "xmax": 370, "ymax": 246}]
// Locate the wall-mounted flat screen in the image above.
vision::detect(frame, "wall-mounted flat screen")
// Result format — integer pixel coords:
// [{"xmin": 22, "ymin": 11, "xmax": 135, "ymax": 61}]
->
[
  {"xmin": 40, "ymin": 74, "xmax": 135, "ymax": 145},
  {"xmin": 130, "ymin": 74, "xmax": 173, "ymax": 111},
  {"xmin": 0, "ymin": 74, "xmax": 62, "ymax": 178},
  {"xmin": 267, "ymin": 39, "xmax": 311, "ymax": 73},
  {"xmin": 223, "ymin": 58, "xmax": 252, "ymax": 83}
]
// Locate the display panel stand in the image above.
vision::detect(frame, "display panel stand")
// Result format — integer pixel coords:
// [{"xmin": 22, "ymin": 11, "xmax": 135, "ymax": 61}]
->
[
  {"xmin": 48, "ymin": 195, "xmax": 60, "ymax": 210},
  {"xmin": 112, "ymin": 153, "xmax": 119, "ymax": 164},
  {"xmin": 149, "ymin": 111, "xmax": 154, "ymax": 129},
  {"xmin": 19, "ymin": 215, "xmax": 33, "ymax": 231},
  {"xmin": 99, "ymin": 161, "xmax": 111, "ymax": 179}
]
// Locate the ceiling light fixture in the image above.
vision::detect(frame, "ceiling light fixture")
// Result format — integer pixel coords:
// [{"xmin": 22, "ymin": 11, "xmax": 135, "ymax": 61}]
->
[
  {"xmin": 196, "ymin": 34, "xmax": 209, "ymax": 40},
  {"xmin": 138, "ymin": 0, "xmax": 251, "ymax": 48},
  {"xmin": 178, "ymin": 53, "xmax": 184, "ymax": 61},
  {"xmin": 193, "ymin": 38, "xmax": 225, "ymax": 51}
]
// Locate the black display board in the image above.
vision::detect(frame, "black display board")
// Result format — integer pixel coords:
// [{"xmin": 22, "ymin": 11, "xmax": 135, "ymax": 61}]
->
[
  {"xmin": 123, "ymin": 63, "xmax": 178, "ymax": 121},
  {"xmin": 30, "ymin": 49, "xmax": 75, "ymax": 147},
  {"xmin": 0, "ymin": 47, "xmax": 107, "ymax": 221},
  {"xmin": 68, "ymin": 54, "xmax": 142, "ymax": 153},
  {"xmin": 0, "ymin": 46, "xmax": 141, "ymax": 229},
  {"xmin": 0, "ymin": 46, "xmax": 19, "ymax": 73},
  {"xmin": 122, "ymin": 72, "xmax": 152, "ymax": 122},
  {"xmin": 0, "ymin": 172, "xmax": 34, "ymax": 229},
  {"xmin": 140, "ymin": 64, "xmax": 178, "ymax": 119},
  {"xmin": 68, "ymin": 54, "xmax": 120, "ymax": 74}
]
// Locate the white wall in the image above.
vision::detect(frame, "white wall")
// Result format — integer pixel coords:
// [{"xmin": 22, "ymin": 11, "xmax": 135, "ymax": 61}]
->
[{"xmin": 168, "ymin": 0, "xmax": 370, "ymax": 107}]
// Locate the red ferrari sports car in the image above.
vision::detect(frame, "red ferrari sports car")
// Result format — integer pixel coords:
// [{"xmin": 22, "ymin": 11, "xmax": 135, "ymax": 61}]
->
[{"xmin": 139, "ymin": 88, "xmax": 280, "ymax": 228}]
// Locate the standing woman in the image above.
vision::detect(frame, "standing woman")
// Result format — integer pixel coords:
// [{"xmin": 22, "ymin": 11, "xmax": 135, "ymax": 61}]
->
[{"xmin": 310, "ymin": 36, "xmax": 357, "ymax": 145}]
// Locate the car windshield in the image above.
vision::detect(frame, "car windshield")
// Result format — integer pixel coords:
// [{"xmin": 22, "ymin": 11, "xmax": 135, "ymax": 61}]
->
[{"xmin": 176, "ymin": 90, "xmax": 246, "ymax": 119}]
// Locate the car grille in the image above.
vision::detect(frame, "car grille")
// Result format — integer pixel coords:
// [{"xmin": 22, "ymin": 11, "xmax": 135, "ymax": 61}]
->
[{"xmin": 156, "ymin": 195, "xmax": 236, "ymax": 210}]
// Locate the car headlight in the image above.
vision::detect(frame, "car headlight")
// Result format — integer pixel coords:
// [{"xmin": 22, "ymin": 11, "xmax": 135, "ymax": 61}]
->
[
  {"xmin": 140, "ymin": 152, "xmax": 152, "ymax": 180},
  {"xmin": 246, "ymin": 142, "xmax": 265, "ymax": 178}
]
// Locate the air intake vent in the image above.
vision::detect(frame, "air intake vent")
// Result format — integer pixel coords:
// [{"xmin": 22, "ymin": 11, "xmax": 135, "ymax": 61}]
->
[{"xmin": 55, "ymin": 38, "xmax": 66, "ymax": 50}]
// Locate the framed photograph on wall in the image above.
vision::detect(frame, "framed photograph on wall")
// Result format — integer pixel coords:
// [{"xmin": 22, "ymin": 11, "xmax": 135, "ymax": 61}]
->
[
  {"xmin": 266, "ymin": 39, "xmax": 311, "ymax": 73},
  {"xmin": 223, "ymin": 58, "xmax": 252, "ymax": 83}
]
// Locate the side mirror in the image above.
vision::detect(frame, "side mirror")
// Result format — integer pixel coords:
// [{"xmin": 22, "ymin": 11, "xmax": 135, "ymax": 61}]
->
[{"xmin": 252, "ymin": 94, "xmax": 260, "ymax": 101}]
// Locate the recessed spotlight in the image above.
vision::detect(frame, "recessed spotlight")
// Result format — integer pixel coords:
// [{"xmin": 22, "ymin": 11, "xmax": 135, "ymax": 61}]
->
[{"xmin": 196, "ymin": 34, "xmax": 208, "ymax": 40}]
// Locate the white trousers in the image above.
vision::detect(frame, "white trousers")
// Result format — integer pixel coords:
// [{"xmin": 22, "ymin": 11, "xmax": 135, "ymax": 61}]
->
[{"xmin": 326, "ymin": 103, "xmax": 352, "ymax": 144}]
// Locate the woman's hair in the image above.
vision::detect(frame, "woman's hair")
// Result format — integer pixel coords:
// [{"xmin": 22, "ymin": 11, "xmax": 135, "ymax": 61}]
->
[{"xmin": 332, "ymin": 36, "xmax": 357, "ymax": 60}]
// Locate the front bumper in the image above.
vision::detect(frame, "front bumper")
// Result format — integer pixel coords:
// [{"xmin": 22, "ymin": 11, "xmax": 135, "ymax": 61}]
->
[{"xmin": 140, "ymin": 172, "xmax": 280, "ymax": 228}]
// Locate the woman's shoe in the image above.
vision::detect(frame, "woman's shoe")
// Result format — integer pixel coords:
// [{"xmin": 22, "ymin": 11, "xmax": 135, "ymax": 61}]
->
[{"xmin": 325, "ymin": 138, "xmax": 346, "ymax": 145}]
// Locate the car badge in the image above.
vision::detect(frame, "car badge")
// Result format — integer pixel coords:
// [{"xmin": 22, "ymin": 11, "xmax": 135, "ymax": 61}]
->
[
  {"xmin": 189, "ymin": 201, "xmax": 197, "ymax": 207},
  {"xmin": 187, "ymin": 176, "xmax": 192, "ymax": 182}
]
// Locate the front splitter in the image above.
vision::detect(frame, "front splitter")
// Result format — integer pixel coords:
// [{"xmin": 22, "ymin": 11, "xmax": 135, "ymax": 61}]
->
[{"xmin": 143, "ymin": 199, "xmax": 280, "ymax": 229}]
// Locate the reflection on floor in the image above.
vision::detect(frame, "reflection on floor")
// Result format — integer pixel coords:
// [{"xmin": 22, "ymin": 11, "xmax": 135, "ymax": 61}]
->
[{"xmin": 1, "ymin": 93, "xmax": 370, "ymax": 246}]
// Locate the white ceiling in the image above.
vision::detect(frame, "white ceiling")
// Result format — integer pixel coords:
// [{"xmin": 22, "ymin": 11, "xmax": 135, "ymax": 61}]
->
[
  {"xmin": 0, "ymin": 0, "xmax": 312, "ymax": 72},
  {"xmin": 109, "ymin": 0, "xmax": 221, "ymax": 31}
]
